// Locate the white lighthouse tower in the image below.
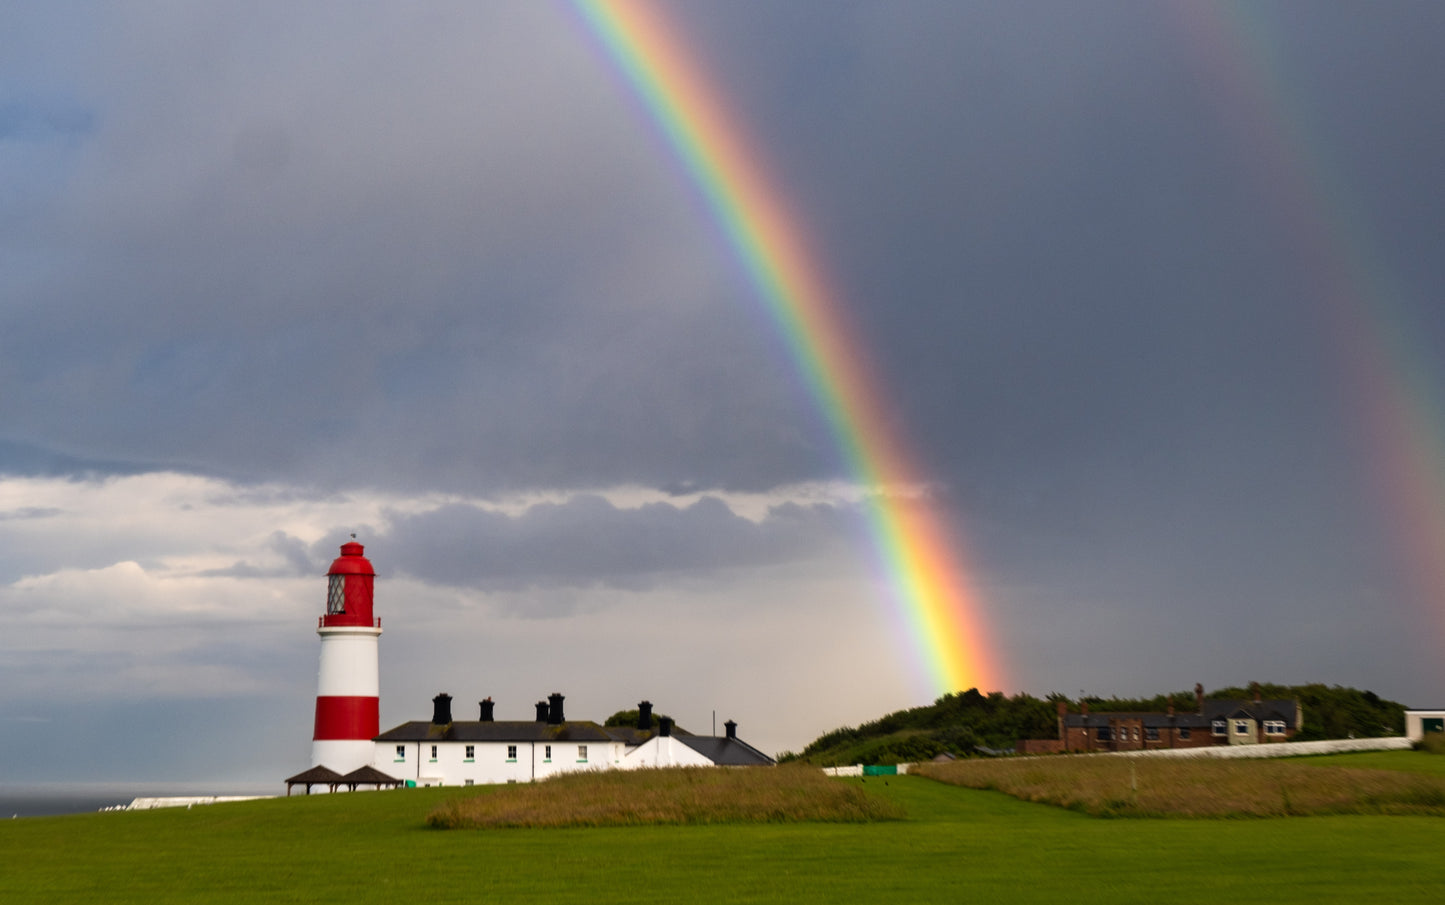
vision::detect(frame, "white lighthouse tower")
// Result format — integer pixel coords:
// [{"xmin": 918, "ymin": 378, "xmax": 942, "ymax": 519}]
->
[{"xmin": 311, "ymin": 541, "xmax": 382, "ymax": 773}]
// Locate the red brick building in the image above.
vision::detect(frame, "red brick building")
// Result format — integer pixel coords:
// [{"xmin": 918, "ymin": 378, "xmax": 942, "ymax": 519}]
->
[{"xmin": 1021, "ymin": 684, "xmax": 1302, "ymax": 754}]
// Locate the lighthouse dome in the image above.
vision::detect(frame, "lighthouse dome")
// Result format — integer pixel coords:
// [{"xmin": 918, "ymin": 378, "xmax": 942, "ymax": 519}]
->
[
  {"xmin": 328, "ymin": 541, "xmax": 375, "ymax": 576},
  {"xmin": 323, "ymin": 541, "xmax": 377, "ymax": 626}
]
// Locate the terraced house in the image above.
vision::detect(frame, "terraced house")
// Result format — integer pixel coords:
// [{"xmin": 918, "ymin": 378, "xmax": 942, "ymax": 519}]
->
[
  {"xmin": 1021, "ymin": 683, "xmax": 1302, "ymax": 754},
  {"xmin": 375, "ymin": 693, "xmax": 773, "ymax": 786}
]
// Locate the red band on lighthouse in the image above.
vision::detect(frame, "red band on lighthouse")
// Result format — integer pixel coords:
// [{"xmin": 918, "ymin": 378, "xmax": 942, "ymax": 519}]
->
[{"xmin": 313, "ymin": 695, "xmax": 381, "ymax": 740}]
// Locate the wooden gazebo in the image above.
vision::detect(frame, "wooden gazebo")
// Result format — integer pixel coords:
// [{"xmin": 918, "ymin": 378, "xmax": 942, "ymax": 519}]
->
[{"xmin": 284, "ymin": 765, "xmax": 343, "ymax": 796}]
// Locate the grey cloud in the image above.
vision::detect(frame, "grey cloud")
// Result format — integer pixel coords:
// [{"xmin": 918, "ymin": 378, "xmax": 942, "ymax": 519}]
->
[
  {"xmin": 379, "ymin": 495, "xmax": 855, "ymax": 593},
  {"xmin": 0, "ymin": 506, "xmax": 62, "ymax": 521}
]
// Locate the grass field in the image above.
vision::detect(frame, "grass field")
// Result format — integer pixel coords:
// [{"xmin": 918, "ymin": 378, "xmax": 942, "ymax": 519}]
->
[
  {"xmin": 2, "ymin": 755, "xmax": 1443, "ymax": 903},
  {"xmin": 915, "ymin": 749, "xmax": 1445, "ymax": 817}
]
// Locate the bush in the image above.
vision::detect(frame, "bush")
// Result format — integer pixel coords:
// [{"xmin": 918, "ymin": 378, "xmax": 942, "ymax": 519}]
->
[{"xmin": 1414, "ymin": 732, "xmax": 1445, "ymax": 755}]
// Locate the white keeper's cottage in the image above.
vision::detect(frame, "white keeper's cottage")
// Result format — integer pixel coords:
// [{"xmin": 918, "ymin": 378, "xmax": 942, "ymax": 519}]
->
[{"xmin": 287, "ymin": 543, "xmax": 772, "ymax": 793}]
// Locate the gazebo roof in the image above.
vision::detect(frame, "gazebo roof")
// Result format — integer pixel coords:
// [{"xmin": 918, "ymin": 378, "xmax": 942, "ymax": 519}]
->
[
  {"xmin": 285, "ymin": 765, "xmax": 343, "ymax": 784},
  {"xmin": 338, "ymin": 765, "xmax": 402, "ymax": 786}
]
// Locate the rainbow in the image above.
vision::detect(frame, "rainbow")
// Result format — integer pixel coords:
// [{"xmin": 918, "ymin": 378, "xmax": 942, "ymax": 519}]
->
[
  {"xmin": 1177, "ymin": 6, "xmax": 1445, "ymax": 643},
  {"xmin": 566, "ymin": 0, "xmax": 999, "ymax": 695}
]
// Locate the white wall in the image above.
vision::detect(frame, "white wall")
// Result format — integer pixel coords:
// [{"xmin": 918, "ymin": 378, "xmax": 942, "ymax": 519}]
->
[
  {"xmin": 374, "ymin": 739, "xmax": 628, "ymax": 785},
  {"xmin": 315, "ymin": 627, "xmax": 381, "ymax": 696},
  {"xmin": 1405, "ymin": 711, "xmax": 1445, "ymax": 742}
]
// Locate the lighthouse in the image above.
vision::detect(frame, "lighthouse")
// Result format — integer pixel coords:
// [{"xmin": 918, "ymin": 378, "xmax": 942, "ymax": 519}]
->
[{"xmin": 311, "ymin": 541, "xmax": 382, "ymax": 773}]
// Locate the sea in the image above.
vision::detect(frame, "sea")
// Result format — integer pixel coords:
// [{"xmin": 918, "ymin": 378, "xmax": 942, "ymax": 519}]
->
[{"xmin": 0, "ymin": 781, "xmax": 279, "ymax": 818}]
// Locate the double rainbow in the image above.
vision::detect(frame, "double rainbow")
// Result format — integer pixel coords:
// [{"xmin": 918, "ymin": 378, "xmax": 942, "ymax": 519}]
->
[{"xmin": 568, "ymin": 0, "xmax": 998, "ymax": 695}]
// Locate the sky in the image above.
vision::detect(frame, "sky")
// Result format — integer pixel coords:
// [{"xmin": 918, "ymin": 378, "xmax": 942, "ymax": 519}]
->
[{"xmin": 2, "ymin": 1, "xmax": 1444, "ymax": 783}]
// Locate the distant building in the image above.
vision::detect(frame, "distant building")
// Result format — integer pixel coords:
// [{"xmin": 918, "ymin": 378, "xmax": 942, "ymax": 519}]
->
[
  {"xmin": 290, "ymin": 543, "xmax": 771, "ymax": 790},
  {"xmin": 1019, "ymin": 683, "xmax": 1302, "ymax": 754},
  {"xmin": 1404, "ymin": 710, "xmax": 1445, "ymax": 742}
]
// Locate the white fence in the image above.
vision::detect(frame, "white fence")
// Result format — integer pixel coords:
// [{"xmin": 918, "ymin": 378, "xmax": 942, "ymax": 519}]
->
[
  {"xmin": 820, "ymin": 736, "xmax": 1413, "ymax": 776},
  {"xmin": 1110, "ymin": 736, "xmax": 1412, "ymax": 759}
]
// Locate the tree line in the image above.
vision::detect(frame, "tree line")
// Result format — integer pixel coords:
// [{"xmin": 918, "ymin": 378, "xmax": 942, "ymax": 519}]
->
[{"xmin": 778, "ymin": 683, "xmax": 1408, "ymax": 765}]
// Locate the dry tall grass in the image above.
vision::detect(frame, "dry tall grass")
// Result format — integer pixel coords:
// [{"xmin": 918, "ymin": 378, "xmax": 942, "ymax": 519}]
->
[
  {"xmin": 914, "ymin": 756, "xmax": 1445, "ymax": 818},
  {"xmin": 427, "ymin": 765, "xmax": 904, "ymax": 829}
]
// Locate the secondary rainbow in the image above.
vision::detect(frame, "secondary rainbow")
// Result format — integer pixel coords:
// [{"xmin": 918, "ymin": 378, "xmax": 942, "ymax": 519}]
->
[
  {"xmin": 1177, "ymin": 5, "xmax": 1445, "ymax": 644},
  {"xmin": 568, "ymin": 0, "xmax": 999, "ymax": 694}
]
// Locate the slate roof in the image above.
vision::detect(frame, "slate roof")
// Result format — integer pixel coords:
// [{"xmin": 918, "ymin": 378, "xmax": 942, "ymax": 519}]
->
[
  {"xmin": 1064, "ymin": 712, "xmax": 1209, "ymax": 729},
  {"xmin": 673, "ymin": 735, "xmax": 775, "ymax": 766},
  {"xmin": 1063, "ymin": 699, "xmax": 1300, "ymax": 730},
  {"xmin": 603, "ymin": 726, "xmax": 660, "ymax": 745},
  {"xmin": 375, "ymin": 720, "xmax": 622, "ymax": 743},
  {"xmin": 1202, "ymin": 699, "xmax": 1299, "ymax": 728}
]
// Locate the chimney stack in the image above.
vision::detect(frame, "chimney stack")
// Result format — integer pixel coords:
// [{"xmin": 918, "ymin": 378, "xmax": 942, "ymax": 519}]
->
[
  {"xmin": 1081, "ymin": 699, "xmax": 1090, "ymax": 716},
  {"xmin": 479, "ymin": 697, "xmax": 494, "ymax": 722},
  {"xmin": 637, "ymin": 700, "xmax": 653, "ymax": 731},
  {"xmin": 1195, "ymin": 683, "xmax": 1204, "ymax": 714},
  {"xmin": 432, "ymin": 693, "xmax": 453, "ymax": 726},
  {"xmin": 1251, "ymin": 682, "xmax": 1261, "ymax": 705},
  {"xmin": 547, "ymin": 692, "xmax": 565, "ymax": 725},
  {"xmin": 535, "ymin": 700, "xmax": 549, "ymax": 722},
  {"xmin": 724, "ymin": 719, "xmax": 737, "ymax": 739},
  {"xmin": 659, "ymin": 716, "xmax": 673, "ymax": 737},
  {"xmin": 1167, "ymin": 695, "xmax": 1175, "ymax": 717}
]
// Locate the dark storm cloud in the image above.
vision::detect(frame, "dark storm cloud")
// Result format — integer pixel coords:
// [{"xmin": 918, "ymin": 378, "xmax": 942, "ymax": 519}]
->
[
  {"xmin": 0, "ymin": 2, "xmax": 832, "ymax": 496},
  {"xmin": 379, "ymin": 495, "xmax": 855, "ymax": 593}
]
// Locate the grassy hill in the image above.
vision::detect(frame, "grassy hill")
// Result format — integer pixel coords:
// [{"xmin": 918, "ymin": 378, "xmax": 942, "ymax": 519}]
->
[
  {"xmin": 781, "ymin": 683, "xmax": 1410, "ymax": 765},
  {"xmin": 4, "ymin": 756, "xmax": 1445, "ymax": 903}
]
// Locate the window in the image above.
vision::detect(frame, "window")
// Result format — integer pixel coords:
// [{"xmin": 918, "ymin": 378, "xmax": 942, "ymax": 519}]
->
[
  {"xmin": 464, "ymin": 780, "xmax": 474, "ymax": 786},
  {"xmin": 327, "ymin": 575, "xmax": 346, "ymax": 614},
  {"xmin": 506, "ymin": 745, "xmax": 517, "ymax": 761},
  {"xmin": 430, "ymin": 744, "xmax": 438, "ymax": 761},
  {"xmin": 464, "ymin": 745, "xmax": 475, "ymax": 761},
  {"xmin": 1179, "ymin": 727, "xmax": 1191, "ymax": 740},
  {"xmin": 544, "ymin": 745, "xmax": 552, "ymax": 762},
  {"xmin": 1211, "ymin": 719, "xmax": 1227, "ymax": 736},
  {"xmin": 577, "ymin": 744, "xmax": 589, "ymax": 762},
  {"xmin": 1233, "ymin": 720, "xmax": 1250, "ymax": 736},
  {"xmin": 1264, "ymin": 720, "xmax": 1286, "ymax": 736},
  {"xmin": 1145, "ymin": 727, "xmax": 1159, "ymax": 741},
  {"xmin": 395, "ymin": 744, "xmax": 406, "ymax": 762},
  {"xmin": 1096, "ymin": 727, "xmax": 1112, "ymax": 741}
]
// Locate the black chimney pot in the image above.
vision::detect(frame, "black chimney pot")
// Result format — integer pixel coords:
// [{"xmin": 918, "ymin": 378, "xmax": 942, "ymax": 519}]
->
[
  {"xmin": 548, "ymin": 692, "xmax": 565, "ymax": 725},
  {"xmin": 659, "ymin": 716, "xmax": 673, "ymax": 737},
  {"xmin": 432, "ymin": 693, "xmax": 453, "ymax": 726},
  {"xmin": 479, "ymin": 697, "xmax": 494, "ymax": 722},
  {"xmin": 724, "ymin": 719, "xmax": 737, "ymax": 739},
  {"xmin": 637, "ymin": 700, "xmax": 653, "ymax": 731},
  {"xmin": 535, "ymin": 701, "xmax": 549, "ymax": 722}
]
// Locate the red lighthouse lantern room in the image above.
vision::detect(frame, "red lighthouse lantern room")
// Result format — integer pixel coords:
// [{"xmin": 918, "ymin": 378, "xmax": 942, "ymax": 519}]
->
[{"xmin": 324, "ymin": 541, "xmax": 377, "ymax": 628}]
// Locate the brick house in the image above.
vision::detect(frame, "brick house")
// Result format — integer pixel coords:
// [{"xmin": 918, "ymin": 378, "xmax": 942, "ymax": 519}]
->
[{"xmin": 1020, "ymin": 683, "xmax": 1302, "ymax": 754}]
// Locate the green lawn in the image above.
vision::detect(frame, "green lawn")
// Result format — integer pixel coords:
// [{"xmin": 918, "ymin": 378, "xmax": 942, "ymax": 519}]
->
[
  {"xmin": 1295, "ymin": 749, "xmax": 1445, "ymax": 775},
  {"xmin": 2, "ymin": 772, "xmax": 1442, "ymax": 904}
]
